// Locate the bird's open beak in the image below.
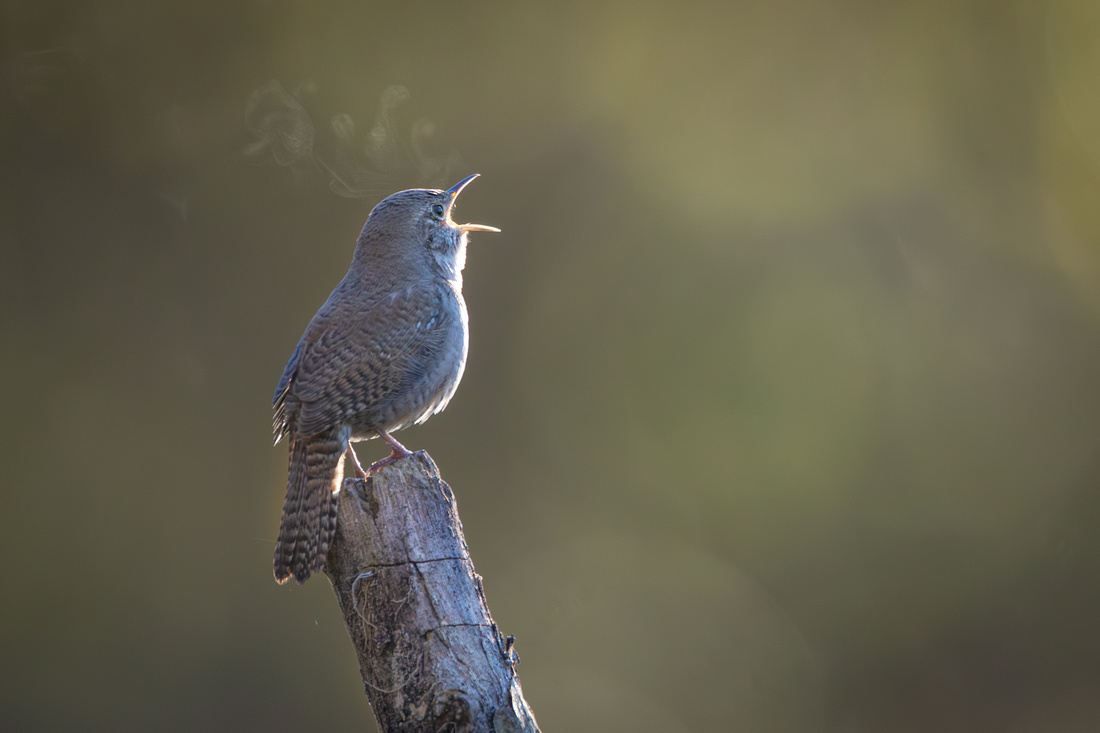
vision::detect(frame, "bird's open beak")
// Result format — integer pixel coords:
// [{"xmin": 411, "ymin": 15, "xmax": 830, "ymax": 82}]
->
[
  {"xmin": 446, "ymin": 174, "xmax": 480, "ymax": 198},
  {"xmin": 446, "ymin": 174, "xmax": 501, "ymax": 234}
]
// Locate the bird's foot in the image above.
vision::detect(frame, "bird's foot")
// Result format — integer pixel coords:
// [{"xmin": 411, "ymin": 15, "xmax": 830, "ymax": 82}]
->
[
  {"xmin": 367, "ymin": 451, "xmax": 404, "ymax": 474},
  {"xmin": 366, "ymin": 430, "xmax": 413, "ymax": 475}
]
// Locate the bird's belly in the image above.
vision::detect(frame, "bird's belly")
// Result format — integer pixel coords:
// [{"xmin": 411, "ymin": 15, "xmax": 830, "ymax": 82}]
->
[{"xmin": 346, "ymin": 325, "xmax": 467, "ymax": 441}]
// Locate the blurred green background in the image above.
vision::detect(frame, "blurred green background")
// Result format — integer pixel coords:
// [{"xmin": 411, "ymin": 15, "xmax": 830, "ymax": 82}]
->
[{"xmin": 4, "ymin": 1, "xmax": 1100, "ymax": 731}]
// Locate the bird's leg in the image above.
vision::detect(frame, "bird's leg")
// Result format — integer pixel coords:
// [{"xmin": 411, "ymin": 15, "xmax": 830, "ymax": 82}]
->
[
  {"xmin": 367, "ymin": 430, "xmax": 413, "ymax": 474},
  {"xmin": 345, "ymin": 443, "xmax": 367, "ymax": 479},
  {"xmin": 379, "ymin": 430, "xmax": 411, "ymax": 455}
]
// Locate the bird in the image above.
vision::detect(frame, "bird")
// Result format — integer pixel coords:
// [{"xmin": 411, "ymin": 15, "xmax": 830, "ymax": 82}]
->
[{"xmin": 271, "ymin": 174, "xmax": 499, "ymax": 584}]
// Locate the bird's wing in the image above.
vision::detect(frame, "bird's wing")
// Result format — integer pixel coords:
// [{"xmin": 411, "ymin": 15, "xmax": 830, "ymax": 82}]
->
[
  {"xmin": 272, "ymin": 338, "xmax": 304, "ymax": 444},
  {"xmin": 284, "ymin": 283, "xmax": 453, "ymax": 437}
]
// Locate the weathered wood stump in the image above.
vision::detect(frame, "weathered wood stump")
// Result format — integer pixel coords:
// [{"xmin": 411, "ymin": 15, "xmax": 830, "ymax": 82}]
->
[{"xmin": 323, "ymin": 451, "xmax": 540, "ymax": 732}]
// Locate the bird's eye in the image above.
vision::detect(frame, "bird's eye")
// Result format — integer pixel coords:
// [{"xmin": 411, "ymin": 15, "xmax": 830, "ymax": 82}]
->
[{"xmin": 431, "ymin": 203, "xmax": 445, "ymax": 219}]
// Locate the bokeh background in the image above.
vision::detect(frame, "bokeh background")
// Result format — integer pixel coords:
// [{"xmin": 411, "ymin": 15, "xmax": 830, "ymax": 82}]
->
[{"xmin": 4, "ymin": 1, "xmax": 1100, "ymax": 731}]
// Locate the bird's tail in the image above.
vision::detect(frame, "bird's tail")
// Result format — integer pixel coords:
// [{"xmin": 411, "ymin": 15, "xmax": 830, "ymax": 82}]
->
[{"xmin": 273, "ymin": 427, "xmax": 346, "ymax": 584}]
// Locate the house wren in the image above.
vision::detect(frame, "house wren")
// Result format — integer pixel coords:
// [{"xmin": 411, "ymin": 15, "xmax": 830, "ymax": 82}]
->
[{"xmin": 271, "ymin": 174, "xmax": 499, "ymax": 584}]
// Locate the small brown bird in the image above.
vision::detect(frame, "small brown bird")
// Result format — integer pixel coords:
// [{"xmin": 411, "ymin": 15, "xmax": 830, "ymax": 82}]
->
[{"xmin": 271, "ymin": 174, "xmax": 499, "ymax": 584}]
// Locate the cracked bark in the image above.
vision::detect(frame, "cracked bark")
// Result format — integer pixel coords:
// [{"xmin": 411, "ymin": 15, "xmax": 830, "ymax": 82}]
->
[{"xmin": 323, "ymin": 451, "xmax": 540, "ymax": 732}]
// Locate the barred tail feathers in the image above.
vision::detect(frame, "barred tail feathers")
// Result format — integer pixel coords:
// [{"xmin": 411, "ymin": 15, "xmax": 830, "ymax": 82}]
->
[{"xmin": 273, "ymin": 427, "xmax": 346, "ymax": 584}]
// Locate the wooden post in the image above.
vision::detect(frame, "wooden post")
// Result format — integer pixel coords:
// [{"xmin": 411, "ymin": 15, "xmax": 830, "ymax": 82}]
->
[{"xmin": 323, "ymin": 451, "xmax": 540, "ymax": 732}]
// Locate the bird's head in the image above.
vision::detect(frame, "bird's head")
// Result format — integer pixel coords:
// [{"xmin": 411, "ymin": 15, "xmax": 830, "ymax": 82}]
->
[{"xmin": 355, "ymin": 174, "xmax": 499, "ymax": 282}]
